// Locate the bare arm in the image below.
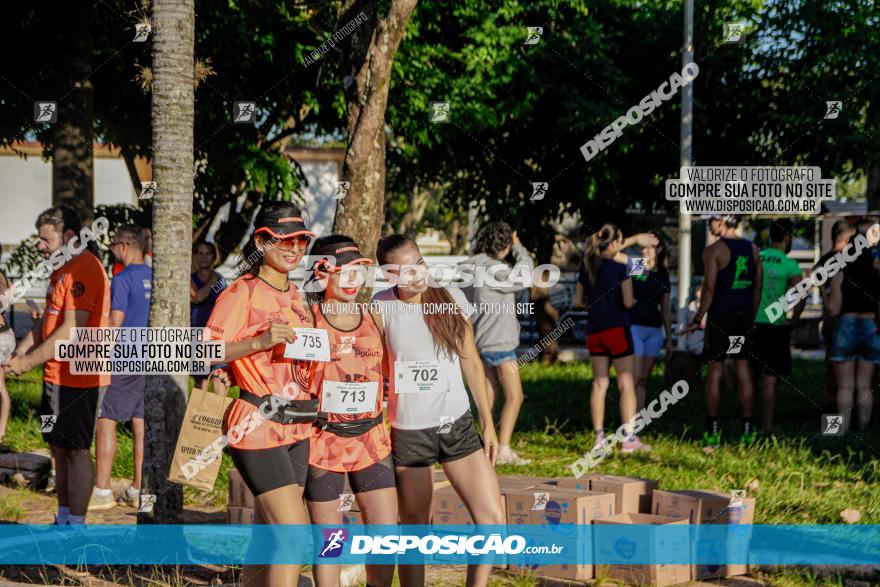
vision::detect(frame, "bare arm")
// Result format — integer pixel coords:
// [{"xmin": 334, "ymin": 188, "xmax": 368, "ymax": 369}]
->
[
  {"xmin": 661, "ymin": 291, "xmax": 673, "ymax": 340},
  {"xmin": 458, "ymin": 321, "xmax": 499, "ymax": 464},
  {"xmin": 620, "ymin": 278, "xmax": 635, "ymax": 309},
  {"xmin": 573, "ymin": 282, "xmax": 586, "ymax": 309},
  {"xmin": 109, "ymin": 310, "xmax": 125, "ymax": 328},
  {"xmin": 827, "ymin": 272, "xmax": 843, "ymax": 317},
  {"xmin": 220, "ymin": 324, "xmax": 296, "ymax": 364},
  {"xmin": 6, "ymin": 309, "xmax": 90, "ymax": 374},
  {"xmin": 752, "ymin": 244, "xmax": 763, "ymax": 322},
  {"xmin": 696, "ymin": 246, "xmax": 718, "ymax": 321},
  {"xmin": 788, "ymin": 275, "xmax": 807, "ymax": 322},
  {"xmin": 191, "ymin": 273, "xmax": 220, "ymax": 304}
]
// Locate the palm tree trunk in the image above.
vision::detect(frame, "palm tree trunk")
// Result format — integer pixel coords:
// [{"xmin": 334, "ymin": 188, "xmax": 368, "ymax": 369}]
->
[
  {"xmin": 334, "ymin": 0, "xmax": 418, "ymax": 261},
  {"xmin": 140, "ymin": 0, "xmax": 195, "ymax": 524}
]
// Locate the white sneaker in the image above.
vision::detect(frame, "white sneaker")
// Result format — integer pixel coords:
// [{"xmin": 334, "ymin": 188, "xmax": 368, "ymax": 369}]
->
[
  {"xmin": 591, "ymin": 437, "xmax": 610, "ymax": 454},
  {"xmin": 88, "ymin": 488, "xmax": 116, "ymax": 511},
  {"xmin": 123, "ymin": 486, "xmax": 139, "ymax": 507}
]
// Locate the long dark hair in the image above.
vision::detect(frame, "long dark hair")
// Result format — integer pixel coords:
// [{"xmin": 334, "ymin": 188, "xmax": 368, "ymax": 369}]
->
[
  {"xmin": 652, "ymin": 231, "xmax": 670, "ymax": 276},
  {"xmin": 377, "ymin": 234, "xmax": 467, "ymax": 358},
  {"xmin": 584, "ymin": 223, "xmax": 622, "ymax": 284},
  {"xmin": 305, "ymin": 234, "xmax": 356, "ymax": 307}
]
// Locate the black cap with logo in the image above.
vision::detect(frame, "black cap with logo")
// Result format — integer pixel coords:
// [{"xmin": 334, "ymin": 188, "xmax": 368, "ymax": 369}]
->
[{"xmin": 253, "ymin": 203, "xmax": 316, "ymax": 240}]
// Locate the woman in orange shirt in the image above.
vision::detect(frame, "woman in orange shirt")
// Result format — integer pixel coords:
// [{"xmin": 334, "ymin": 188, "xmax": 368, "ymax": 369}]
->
[
  {"xmin": 303, "ymin": 235, "xmax": 397, "ymax": 587},
  {"xmin": 205, "ymin": 202, "xmax": 316, "ymax": 587}
]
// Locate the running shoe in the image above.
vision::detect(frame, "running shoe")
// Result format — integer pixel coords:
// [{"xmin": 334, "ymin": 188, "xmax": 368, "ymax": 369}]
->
[
  {"xmin": 738, "ymin": 430, "xmax": 757, "ymax": 446},
  {"xmin": 701, "ymin": 430, "xmax": 722, "ymax": 448},
  {"xmin": 123, "ymin": 485, "xmax": 140, "ymax": 507},
  {"xmin": 88, "ymin": 488, "xmax": 116, "ymax": 511},
  {"xmin": 495, "ymin": 448, "xmax": 532, "ymax": 466},
  {"xmin": 621, "ymin": 437, "xmax": 652, "ymax": 453},
  {"xmin": 591, "ymin": 437, "xmax": 610, "ymax": 454}
]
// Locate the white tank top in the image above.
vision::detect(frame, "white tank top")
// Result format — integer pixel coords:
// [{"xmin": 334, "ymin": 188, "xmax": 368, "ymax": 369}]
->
[{"xmin": 372, "ymin": 287, "xmax": 474, "ymax": 430}]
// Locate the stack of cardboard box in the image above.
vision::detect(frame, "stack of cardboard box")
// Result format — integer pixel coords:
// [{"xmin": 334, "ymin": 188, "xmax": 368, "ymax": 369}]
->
[
  {"xmin": 652, "ymin": 489, "xmax": 755, "ymax": 580},
  {"xmin": 227, "ymin": 469, "xmax": 255, "ymax": 524}
]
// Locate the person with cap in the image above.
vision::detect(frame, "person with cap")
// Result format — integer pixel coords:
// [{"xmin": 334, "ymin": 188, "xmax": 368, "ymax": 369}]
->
[
  {"xmin": 685, "ymin": 214, "xmax": 763, "ymax": 447},
  {"xmin": 302, "ymin": 234, "xmax": 397, "ymax": 587},
  {"xmin": 204, "ymin": 201, "xmax": 316, "ymax": 587}
]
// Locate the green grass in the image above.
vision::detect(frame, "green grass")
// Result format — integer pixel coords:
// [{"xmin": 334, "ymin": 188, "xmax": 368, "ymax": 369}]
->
[
  {"xmin": 498, "ymin": 358, "xmax": 880, "ymax": 524},
  {"xmin": 4, "ymin": 358, "xmax": 879, "ymax": 525}
]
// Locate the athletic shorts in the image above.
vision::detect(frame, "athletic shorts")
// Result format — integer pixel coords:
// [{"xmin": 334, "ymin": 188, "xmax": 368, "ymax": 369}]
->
[
  {"xmin": 830, "ymin": 315, "xmax": 880, "ymax": 364},
  {"xmin": 631, "ymin": 325, "xmax": 665, "ymax": 358},
  {"xmin": 704, "ymin": 310, "xmax": 754, "ymax": 362},
  {"xmin": 229, "ymin": 439, "xmax": 309, "ymax": 497},
  {"xmin": 40, "ymin": 382, "xmax": 105, "ymax": 449},
  {"xmin": 304, "ymin": 455, "xmax": 396, "ymax": 502},
  {"xmin": 587, "ymin": 326, "xmax": 634, "ymax": 359},
  {"xmin": 391, "ymin": 412, "xmax": 483, "ymax": 468},
  {"xmin": 751, "ymin": 323, "xmax": 792, "ymax": 376},
  {"xmin": 480, "ymin": 349, "xmax": 518, "ymax": 367},
  {"xmin": 98, "ymin": 374, "xmax": 145, "ymax": 421}
]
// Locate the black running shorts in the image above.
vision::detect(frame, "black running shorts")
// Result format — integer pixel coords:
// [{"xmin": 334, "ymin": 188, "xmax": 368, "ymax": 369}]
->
[
  {"xmin": 40, "ymin": 382, "xmax": 105, "ymax": 449},
  {"xmin": 229, "ymin": 439, "xmax": 309, "ymax": 497},
  {"xmin": 391, "ymin": 412, "xmax": 483, "ymax": 468},
  {"xmin": 304, "ymin": 455, "xmax": 396, "ymax": 502}
]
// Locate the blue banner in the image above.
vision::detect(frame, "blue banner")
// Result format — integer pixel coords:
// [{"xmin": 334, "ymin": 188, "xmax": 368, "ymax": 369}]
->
[{"xmin": 0, "ymin": 525, "xmax": 877, "ymax": 565}]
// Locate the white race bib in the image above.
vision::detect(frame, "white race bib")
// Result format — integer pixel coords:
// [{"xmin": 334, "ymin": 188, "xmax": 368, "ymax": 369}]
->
[
  {"xmin": 284, "ymin": 328, "xmax": 331, "ymax": 362},
  {"xmin": 395, "ymin": 360, "xmax": 449, "ymax": 394},
  {"xmin": 321, "ymin": 380, "xmax": 378, "ymax": 414}
]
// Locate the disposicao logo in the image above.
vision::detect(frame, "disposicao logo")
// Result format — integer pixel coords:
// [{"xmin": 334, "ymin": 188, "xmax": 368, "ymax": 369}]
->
[{"xmin": 320, "ymin": 528, "xmax": 348, "ymax": 558}]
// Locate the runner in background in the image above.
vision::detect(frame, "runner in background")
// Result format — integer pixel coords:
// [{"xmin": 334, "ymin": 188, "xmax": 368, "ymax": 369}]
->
[
  {"xmin": 191, "ymin": 240, "xmax": 223, "ymax": 389},
  {"xmin": 374, "ymin": 234, "xmax": 504, "ymax": 587},
  {"xmin": 205, "ymin": 202, "xmax": 315, "ymax": 587},
  {"xmin": 0, "ymin": 269, "xmax": 13, "ymax": 446},
  {"xmin": 815, "ymin": 220, "xmax": 855, "ymax": 412},
  {"xmin": 827, "ymin": 218, "xmax": 880, "ymax": 432},
  {"xmin": 751, "ymin": 220, "xmax": 805, "ymax": 436},
  {"xmin": 90, "ymin": 225, "xmax": 152, "ymax": 511},
  {"xmin": 303, "ymin": 235, "xmax": 397, "ymax": 587},
  {"xmin": 629, "ymin": 233, "xmax": 672, "ymax": 412},
  {"xmin": 573, "ymin": 224, "xmax": 656, "ymax": 454},
  {"xmin": 685, "ymin": 214, "xmax": 762, "ymax": 447},
  {"xmin": 4, "ymin": 206, "xmax": 110, "ymax": 525},
  {"xmin": 462, "ymin": 221, "xmax": 534, "ymax": 465}
]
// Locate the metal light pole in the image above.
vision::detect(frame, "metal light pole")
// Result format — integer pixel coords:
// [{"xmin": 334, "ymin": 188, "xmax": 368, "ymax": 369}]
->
[{"xmin": 676, "ymin": 0, "xmax": 694, "ymax": 349}]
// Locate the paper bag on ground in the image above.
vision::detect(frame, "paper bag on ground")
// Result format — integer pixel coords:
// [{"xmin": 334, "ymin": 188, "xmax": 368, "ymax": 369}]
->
[{"xmin": 168, "ymin": 387, "xmax": 232, "ymax": 491}]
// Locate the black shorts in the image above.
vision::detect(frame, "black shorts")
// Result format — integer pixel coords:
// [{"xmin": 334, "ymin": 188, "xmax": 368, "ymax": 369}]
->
[
  {"xmin": 229, "ymin": 439, "xmax": 309, "ymax": 497},
  {"xmin": 40, "ymin": 382, "xmax": 105, "ymax": 449},
  {"xmin": 705, "ymin": 310, "xmax": 754, "ymax": 362},
  {"xmin": 304, "ymin": 455, "xmax": 396, "ymax": 502},
  {"xmin": 98, "ymin": 375, "xmax": 145, "ymax": 421},
  {"xmin": 751, "ymin": 323, "xmax": 792, "ymax": 376},
  {"xmin": 391, "ymin": 412, "xmax": 483, "ymax": 468}
]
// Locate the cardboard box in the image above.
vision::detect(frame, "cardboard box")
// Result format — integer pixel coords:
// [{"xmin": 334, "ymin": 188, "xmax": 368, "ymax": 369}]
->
[
  {"xmin": 651, "ymin": 489, "xmax": 755, "ymax": 579},
  {"xmin": 556, "ymin": 474, "xmax": 604, "ymax": 493},
  {"xmin": 594, "ymin": 513, "xmax": 691, "ymax": 587},
  {"xmin": 227, "ymin": 506, "xmax": 255, "ymax": 525},
  {"xmin": 506, "ymin": 487, "xmax": 616, "ymax": 581},
  {"xmin": 227, "ymin": 469, "xmax": 255, "ymax": 509},
  {"xmin": 432, "ymin": 484, "xmax": 469, "ymax": 524},
  {"xmin": 497, "ymin": 475, "xmax": 557, "ymax": 489},
  {"xmin": 590, "ymin": 475, "xmax": 658, "ymax": 514}
]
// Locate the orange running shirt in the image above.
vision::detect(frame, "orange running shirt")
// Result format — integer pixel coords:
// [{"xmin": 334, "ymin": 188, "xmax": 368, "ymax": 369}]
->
[
  {"xmin": 43, "ymin": 251, "xmax": 110, "ymax": 388},
  {"xmin": 308, "ymin": 304, "xmax": 390, "ymax": 472},
  {"xmin": 206, "ymin": 275, "xmax": 315, "ymax": 450}
]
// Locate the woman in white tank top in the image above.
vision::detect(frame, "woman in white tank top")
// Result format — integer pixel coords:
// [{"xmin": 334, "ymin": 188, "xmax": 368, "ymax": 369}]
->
[{"xmin": 373, "ymin": 235, "xmax": 504, "ymax": 587}]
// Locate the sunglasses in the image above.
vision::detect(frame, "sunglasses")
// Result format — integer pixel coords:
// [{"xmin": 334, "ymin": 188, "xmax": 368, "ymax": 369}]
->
[{"xmin": 273, "ymin": 236, "xmax": 311, "ymax": 250}]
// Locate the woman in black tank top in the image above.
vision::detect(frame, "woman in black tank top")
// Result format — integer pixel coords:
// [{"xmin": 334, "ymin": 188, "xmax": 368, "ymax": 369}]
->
[{"xmin": 827, "ymin": 221, "xmax": 880, "ymax": 432}]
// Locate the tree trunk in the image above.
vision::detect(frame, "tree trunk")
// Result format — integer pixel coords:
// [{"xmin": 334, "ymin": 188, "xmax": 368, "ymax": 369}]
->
[
  {"xmin": 867, "ymin": 163, "xmax": 880, "ymax": 212},
  {"xmin": 52, "ymin": 0, "xmax": 93, "ymax": 223},
  {"xmin": 140, "ymin": 0, "xmax": 195, "ymax": 524},
  {"xmin": 334, "ymin": 0, "xmax": 418, "ymax": 261}
]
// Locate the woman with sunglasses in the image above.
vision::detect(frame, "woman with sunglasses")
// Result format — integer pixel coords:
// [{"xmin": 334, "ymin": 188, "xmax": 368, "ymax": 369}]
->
[
  {"xmin": 303, "ymin": 235, "xmax": 397, "ymax": 587},
  {"xmin": 373, "ymin": 234, "xmax": 504, "ymax": 587},
  {"xmin": 205, "ymin": 202, "xmax": 315, "ymax": 587}
]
